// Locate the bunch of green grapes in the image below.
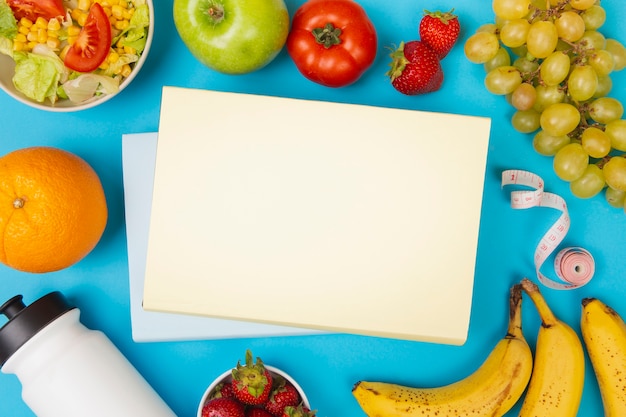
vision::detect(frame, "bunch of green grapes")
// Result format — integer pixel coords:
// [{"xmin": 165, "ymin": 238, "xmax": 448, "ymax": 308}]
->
[{"xmin": 465, "ymin": 0, "xmax": 626, "ymax": 212}]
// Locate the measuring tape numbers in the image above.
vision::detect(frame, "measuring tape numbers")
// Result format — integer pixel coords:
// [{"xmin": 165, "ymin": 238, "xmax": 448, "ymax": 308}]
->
[{"xmin": 501, "ymin": 169, "xmax": 595, "ymax": 290}]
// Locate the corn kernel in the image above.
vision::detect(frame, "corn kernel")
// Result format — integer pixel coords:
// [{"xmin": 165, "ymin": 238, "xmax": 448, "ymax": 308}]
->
[
  {"xmin": 47, "ymin": 30, "xmax": 59, "ymax": 39},
  {"xmin": 121, "ymin": 64, "xmax": 132, "ymax": 78},
  {"xmin": 99, "ymin": 61, "xmax": 110, "ymax": 70},
  {"xmin": 110, "ymin": 4, "xmax": 123, "ymax": 19},
  {"xmin": 123, "ymin": 45, "xmax": 136, "ymax": 54},
  {"xmin": 19, "ymin": 17, "xmax": 33, "ymax": 28},
  {"xmin": 26, "ymin": 31, "xmax": 37, "ymax": 42},
  {"xmin": 48, "ymin": 18, "xmax": 61, "ymax": 31},
  {"xmin": 18, "ymin": 25, "xmax": 30, "ymax": 35},
  {"xmin": 78, "ymin": 0, "xmax": 91, "ymax": 11},
  {"xmin": 115, "ymin": 20, "xmax": 129, "ymax": 31},
  {"xmin": 71, "ymin": 9, "xmax": 88, "ymax": 26},
  {"xmin": 67, "ymin": 25, "xmax": 82, "ymax": 36},
  {"xmin": 102, "ymin": 6, "xmax": 112, "ymax": 17},
  {"xmin": 122, "ymin": 10, "xmax": 132, "ymax": 20},
  {"xmin": 119, "ymin": 0, "xmax": 127, "ymax": 8},
  {"xmin": 13, "ymin": 41, "xmax": 26, "ymax": 51},
  {"xmin": 27, "ymin": 41, "xmax": 37, "ymax": 50},
  {"xmin": 107, "ymin": 51, "xmax": 120, "ymax": 63},
  {"xmin": 47, "ymin": 37, "xmax": 61, "ymax": 49},
  {"xmin": 35, "ymin": 17, "xmax": 48, "ymax": 28},
  {"xmin": 67, "ymin": 35, "xmax": 78, "ymax": 45},
  {"xmin": 59, "ymin": 44, "xmax": 71, "ymax": 60},
  {"xmin": 15, "ymin": 33, "xmax": 27, "ymax": 43},
  {"xmin": 37, "ymin": 28, "xmax": 47, "ymax": 43}
]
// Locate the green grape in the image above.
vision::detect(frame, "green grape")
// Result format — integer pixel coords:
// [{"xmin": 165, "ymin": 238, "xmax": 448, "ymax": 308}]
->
[
  {"xmin": 605, "ymin": 119, "xmax": 626, "ymax": 152},
  {"xmin": 484, "ymin": 47, "xmax": 512, "ymax": 72},
  {"xmin": 579, "ymin": 30, "xmax": 606, "ymax": 51},
  {"xmin": 588, "ymin": 97, "xmax": 624, "ymax": 124},
  {"xmin": 570, "ymin": 164, "xmax": 605, "ymax": 198},
  {"xmin": 512, "ymin": 109, "xmax": 541, "ymax": 133},
  {"xmin": 531, "ymin": 0, "xmax": 548, "ymax": 10},
  {"xmin": 555, "ymin": 11, "xmax": 586, "ymax": 43},
  {"xmin": 581, "ymin": 127, "xmax": 612, "ymax": 158},
  {"xmin": 477, "ymin": 23, "xmax": 499, "ymax": 34},
  {"xmin": 533, "ymin": 130, "xmax": 571, "ymax": 156},
  {"xmin": 510, "ymin": 45, "xmax": 529, "ymax": 58},
  {"xmin": 605, "ymin": 186, "xmax": 626, "ymax": 208},
  {"xmin": 500, "ymin": 19, "xmax": 530, "ymax": 48},
  {"xmin": 511, "ymin": 83, "xmax": 537, "ymax": 111},
  {"xmin": 603, "ymin": 156, "xmax": 626, "ymax": 192},
  {"xmin": 605, "ymin": 39, "xmax": 626, "ymax": 71},
  {"xmin": 581, "ymin": 5, "xmax": 606, "ymax": 31},
  {"xmin": 493, "ymin": 0, "xmax": 531, "ymax": 20},
  {"xmin": 513, "ymin": 55, "xmax": 539, "ymax": 73},
  {"xmin": 569, "ymin": 0, "xmax": 596, "ymax": 11},
  {"xmin": 594, "ymin": 75, "xmax": 613, "ymax": 98},
  {"xmin": 568, "ymin": 65, "xmax": 598, "ymax": 102},
  {"xmin": 540, "ymin": 51, "xmax": 571, "ymax": 86},
  {"xmin": 589, "ymin": 49, "xmax": 615, "ymax": 77},
  {"xmin": 527, "ymin": 20, "xmax": 558, "ymax": 59},
  {"xmin": 534, "ymin": 84, "xmax": 565, "ymax": 112},
  {"xmin": 464, "ymin": 32, "xmax": 500, "ymax": 64},
  {"xmin": 553, "ymin": 143, "xmax": 589, "ymax": 181},
  {"xmin": 485, "ymin": 66, "xmax": 523, "ymax": 95},
  {"xmin": 540, "ymin": 102, "xmax": 581, "ymax": 136}
]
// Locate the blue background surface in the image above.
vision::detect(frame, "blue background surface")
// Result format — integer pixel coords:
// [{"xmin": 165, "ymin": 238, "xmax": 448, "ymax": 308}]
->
[{"xmin": 1, "ymin": 0, "xmax": 625, "ymax": 416}]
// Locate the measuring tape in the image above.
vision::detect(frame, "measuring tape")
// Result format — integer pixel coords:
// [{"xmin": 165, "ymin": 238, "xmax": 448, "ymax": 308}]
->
[{"xmin": 502, "ymin": 169, "xmax": 595, "ymax": 290}]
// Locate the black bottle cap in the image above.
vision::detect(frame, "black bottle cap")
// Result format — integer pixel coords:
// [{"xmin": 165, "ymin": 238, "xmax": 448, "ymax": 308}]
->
[{"xmin": 0, "ymin": 292, "xmax": 75, "ymax": 367}]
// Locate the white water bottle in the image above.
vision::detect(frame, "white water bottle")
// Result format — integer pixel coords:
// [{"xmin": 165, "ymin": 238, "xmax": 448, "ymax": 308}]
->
[{"xmin": 0, "ymin": 292, "xmax": 178, "ymax": 417}]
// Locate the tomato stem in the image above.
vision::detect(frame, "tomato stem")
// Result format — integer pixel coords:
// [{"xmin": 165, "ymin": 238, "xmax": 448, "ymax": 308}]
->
[{"xmin": 312, "ymin": 23, "xmax": 342, "ymax": 49}]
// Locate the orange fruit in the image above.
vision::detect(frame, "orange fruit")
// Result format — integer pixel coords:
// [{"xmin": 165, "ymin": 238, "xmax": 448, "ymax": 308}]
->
[{"xmin": 0, "ymin": 146, "xmax": 108, "ymax": 273}]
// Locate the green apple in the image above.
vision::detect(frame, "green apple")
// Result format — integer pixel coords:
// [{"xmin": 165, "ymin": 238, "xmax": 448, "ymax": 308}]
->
[{"xmin": 173, "ymin": 0, "xmax": 290, "ymax": 74}]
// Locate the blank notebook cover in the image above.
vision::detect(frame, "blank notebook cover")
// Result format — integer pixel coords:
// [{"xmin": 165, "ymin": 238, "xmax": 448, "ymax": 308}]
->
[
  {"xmin": 122, "ymin": 132, "xmax": 322, "ymax": 342},
  {"xmin": 143, "ymin": 86, "xmax": 491, "ymax": 345}
]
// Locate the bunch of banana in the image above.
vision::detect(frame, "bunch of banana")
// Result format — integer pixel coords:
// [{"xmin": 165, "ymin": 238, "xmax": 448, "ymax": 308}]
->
[
  {"xmin": 517, "ymin": 278, "xmax": 585, "ymax": 417},
  {"xmin": 580, "ymin": 297, "xmax": 626, "ymax": 417},
  {"xmin": 352, "ymin": 284, "xmax": 533, "ymax": 417}
]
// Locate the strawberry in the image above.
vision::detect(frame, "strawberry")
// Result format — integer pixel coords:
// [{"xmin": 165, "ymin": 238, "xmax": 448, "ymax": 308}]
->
[
  {"xmin": 281, "ymin": 404, "xmax": 316, "ymax": 417},
  {"xmin": 246, "ymin": 408, "xmax": 274, "ymax": 417},
  {"xmin": 387, "ymin": 40, "xmax": 444, "ymax": 95},
  {"xmin": 201, "ymin": 397, "xmax": 245, "ymax": 417},
  {"xmin": 232, "ymin": 350, "xmax": 274, "ymax": 406},
  {"xmin": 212, "ymin": 381, "xmax": 235, "ymax": 399},
  {"xmin": 419, "ymin": 9, "xmax": 460, "ymax": 59},
  {"xmin": 264, "ymin": 378, "xmax": 301, "ymax": 416}
]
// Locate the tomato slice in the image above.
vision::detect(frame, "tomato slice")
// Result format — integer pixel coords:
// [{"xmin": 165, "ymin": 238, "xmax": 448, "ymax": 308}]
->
[
  {"xmin": 7, "ymin": 0, "xmax": 65, "ymax": 21},
  {"xmin": 64, "ymin": 3, "xmax": 112, "ymax": 73}
]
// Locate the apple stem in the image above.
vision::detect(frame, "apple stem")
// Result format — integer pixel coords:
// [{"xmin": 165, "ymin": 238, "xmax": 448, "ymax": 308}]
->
[
  {"xmin": 206, "ymin": 2, "xmax": 225, "ymax": 23},
  {"xmin": 311, "ymin": 23, "xmax": 342, "ymax": 49}
]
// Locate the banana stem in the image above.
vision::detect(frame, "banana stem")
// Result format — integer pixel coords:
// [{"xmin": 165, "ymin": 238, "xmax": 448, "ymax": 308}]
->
[
  {"xmin": 521, "ymin": 278, "xmax": 558, "ymax": 327},
  {"xmin": 508, "ymin": 284, "xmax": 524, "ymax": 339}
]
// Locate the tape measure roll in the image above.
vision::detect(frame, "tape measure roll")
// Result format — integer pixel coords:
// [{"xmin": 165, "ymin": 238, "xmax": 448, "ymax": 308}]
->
[{"xmin": 502, "ymin": 169, "xmax": 595, "ymax": 290}]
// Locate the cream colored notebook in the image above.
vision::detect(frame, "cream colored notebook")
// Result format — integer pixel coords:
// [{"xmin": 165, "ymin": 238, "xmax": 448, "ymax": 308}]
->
[{"xmin": 143, "ymin": 86, "xmax": 491, "ymax": 344}]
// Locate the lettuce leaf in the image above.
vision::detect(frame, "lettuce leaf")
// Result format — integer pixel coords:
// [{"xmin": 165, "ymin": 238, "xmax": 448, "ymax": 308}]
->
[
  {"xmin": 12, "ymin": 45, "xmax": 68, "ymax": 103},
  {"xmin": 115, "ymin": 3, "xmax": 149, "ymax": 53},
  {"xmin": 0, "ymin": 0, "xmax": 17, "ymax": 40},
  {"xmin": 62, "ymin": 73, "xmax": 119, "ymax": 103}
]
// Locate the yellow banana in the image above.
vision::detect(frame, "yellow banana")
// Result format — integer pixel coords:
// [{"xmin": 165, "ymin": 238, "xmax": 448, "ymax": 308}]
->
[
  {"xmin": 518, "ymin": 278, "xmax": 585, "ymax": 417},
  {"xmin": 352, "ymin": 284, "xmax": 532, "ymax": 416},
  {"xmin": 580, "ymin": 297, "xmax": 626, "ymax": 417}
]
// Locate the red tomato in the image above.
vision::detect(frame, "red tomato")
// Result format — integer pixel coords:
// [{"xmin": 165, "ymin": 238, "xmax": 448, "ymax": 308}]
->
[
  {"xmin": 286, "ymin": 0, "xmax": 377, "ymax": 88},
  {"xmin": 64, "ymin": 3, "xmax": 112, "ymax": 73},
  {"xmin": 7, "ymin": 0, "xmax": 65, "ymax": 21}
]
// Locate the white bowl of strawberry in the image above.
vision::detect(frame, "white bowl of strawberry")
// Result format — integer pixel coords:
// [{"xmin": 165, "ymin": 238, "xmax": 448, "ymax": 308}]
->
[{"xmin": 198, "ymin": 350, "xmax": 315, "ymax": 417}]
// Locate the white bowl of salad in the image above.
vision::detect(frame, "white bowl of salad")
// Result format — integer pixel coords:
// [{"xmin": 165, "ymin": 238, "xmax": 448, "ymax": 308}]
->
[{"xmin": 0, "ymin": 0, "xmax": 153, "ymax": 111}]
